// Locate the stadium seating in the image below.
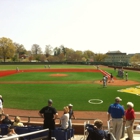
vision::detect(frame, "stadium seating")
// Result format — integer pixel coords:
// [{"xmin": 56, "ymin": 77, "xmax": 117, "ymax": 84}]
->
[
  {"xmin": 51, "ymin": 128, "xmax": 74, "ymax": 140},
  {"xmin": 0, "ymin": 124, "xmax": 8, "ymax": 135}
]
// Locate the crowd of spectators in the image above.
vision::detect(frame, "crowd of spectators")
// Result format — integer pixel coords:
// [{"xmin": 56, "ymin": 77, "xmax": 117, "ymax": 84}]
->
[{"xmin": 0, "ymin": 96, "xmax": 138, "ymax": 140}]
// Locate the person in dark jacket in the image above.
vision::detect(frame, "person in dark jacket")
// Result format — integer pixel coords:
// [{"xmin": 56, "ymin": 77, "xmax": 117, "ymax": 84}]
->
[
  {"xmin": 86, "ymin": 119, "xmax": 108, "ymax": 140},
  {"xmin": 2, "ymin": 114, "xmax": 12, "ymax": 125}
]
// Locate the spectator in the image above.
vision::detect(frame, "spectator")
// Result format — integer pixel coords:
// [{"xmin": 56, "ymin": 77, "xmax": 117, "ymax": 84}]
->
[
  {"xmin": 136, "ymin": 123, "xmax": 140, "ymax": 130},
  {"xmin": 0, "ymin": 95, "xmax": 4, "ymax": 103},
  {"xmin": 108, "ymin": 97, "xmax": 125, "ymax": 140},
  {"xmin": 60, "ymin": 106, "xmax": 69, "ymax": 129},
  {"xmin": 13, "ymin": 116, "xmax": 24, "ymax": 127},
  {"xmin": 39, "ymin": 99, "xmax": 58, "ymax": 140},
  {"xmin": 68, "ymin": 104, "xmax": 76, "ymax": 129},
  {"xmin": 0, "ymin": 95, "xmax": 4, "ymax": 121},
  {"xmin": 2, "ymin": 114, "xmax": 12, "ymax": 125},
  {"xmin": 86, "ymin": 119, "xmax": 108, "ymax": 140},
  {"xmin": 3, "ymin": 125, "xmax": 19, "ymax": 140},
  {"xmin": 125, "ymin": 102, "xmax": 135, "ymax": 140}
]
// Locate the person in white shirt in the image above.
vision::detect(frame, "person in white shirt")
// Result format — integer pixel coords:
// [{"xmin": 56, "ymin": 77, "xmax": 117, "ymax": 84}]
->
[
  {"xmin": 0, "ymin": 97, "xmax": 4, "ymax": 120},
  {"xmin": 3, "ymin": 126, "xmax": 19, "ymax": 140},
  {"xmin": 60, "ymin": 106, "xmax": 69, "ymax": 129},
  {"xmin": 136, "ymin": 123, "xmax": 140, "ymax": 130}
]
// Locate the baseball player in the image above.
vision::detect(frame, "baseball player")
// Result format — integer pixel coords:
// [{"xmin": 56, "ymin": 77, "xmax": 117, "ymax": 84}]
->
[
  {"xmin": 125, "ymin": 72, "xmax": 128, "ymax": 81},
  {"xmin": 16, "ymin": 67, "xmax": 19, "ymax": 72},
  {"xmin": 110, "ymin": 73, "xmax": 114, "ymax": 83},
  {"xmin": 101, "ymin": 75, "xmax": 107, "ymax": 87},
  {"xmin": 105, "ymin": 75, "xmax": 108, "ymax": 85}
]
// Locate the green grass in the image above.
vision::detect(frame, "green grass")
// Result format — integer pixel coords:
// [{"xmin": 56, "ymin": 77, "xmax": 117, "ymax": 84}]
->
[
  {"xmin": 1, "ymin": 84, "xmax": 140, "ymax": 111},
  {"xmin": 0, "ymin": 72, "xmax": 102, "ymax": 81},
  {"xmin": 0, "ymin": 65, "xmax": 140, "ymax": 111},
  {"xmin": 0, "ymin": 64, "xmax": 95, "ymax": 70}
]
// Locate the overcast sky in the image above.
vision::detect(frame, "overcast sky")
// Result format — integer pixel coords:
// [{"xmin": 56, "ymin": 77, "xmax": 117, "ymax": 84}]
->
[{"xmin": 0, "ymin": 0, "xmax": 140, "ymax": 54}]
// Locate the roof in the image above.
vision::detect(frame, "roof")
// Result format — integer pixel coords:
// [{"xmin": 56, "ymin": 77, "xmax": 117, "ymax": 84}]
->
[{"xmin": 106, "ymin": 50, "xmax": 122, "ymax": 54}]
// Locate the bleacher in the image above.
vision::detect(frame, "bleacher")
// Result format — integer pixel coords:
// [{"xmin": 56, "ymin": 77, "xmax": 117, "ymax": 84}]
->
[
  {"xmin": 0, "ymin": 113, "xmax": 140, "ymax": 140},
  {"xmin": 0, "ymin": 124, "xmax": 74, "ymax": 140}
]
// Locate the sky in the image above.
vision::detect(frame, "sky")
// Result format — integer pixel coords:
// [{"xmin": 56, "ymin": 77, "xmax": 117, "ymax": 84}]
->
[{"xmin": 0, "ymin": 0, "xmax": 140, "ymax": 54}]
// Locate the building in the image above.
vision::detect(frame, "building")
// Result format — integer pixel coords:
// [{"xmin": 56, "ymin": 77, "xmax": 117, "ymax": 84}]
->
[{"xmin": 105, "ymin": 50, "xmax": 134, "ymax": 63}]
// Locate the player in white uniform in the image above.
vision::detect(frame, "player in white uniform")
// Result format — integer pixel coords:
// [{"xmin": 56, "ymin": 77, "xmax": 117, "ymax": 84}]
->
[
  {"xmin": 101, "ymin": 76, "xmax": 107, "ymax": 87},
  {"xmin": 125, "ymin": 72, "xmax": 128, "ymax": 81}
]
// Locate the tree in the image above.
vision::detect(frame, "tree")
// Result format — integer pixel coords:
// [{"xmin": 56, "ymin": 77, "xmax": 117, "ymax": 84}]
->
[
  {"xmin": 48, "ymin": 55, "xmax": 59, "ymax": 62},
  {"xmin": 40, "ymin": 54, "xmax": 47, "ymax": 62},
  {"xmin": 58, "ymin": 53, "xmax": 65, "ymax": 61},
  {"xmin": 65, "ymin": 48, "xmax": 75, "ymax": 61},
  {"xmin": 94, "ymin": 53, "xmax": 107, "ymax": 62},
  {"xmin": 53, "ymin": 47, "xmax": 61, "ymax": 56},
  {"xmin": 130, "ymin": 54, "xmax": 140, "ymax": 63},
  {"xmin": 14, "ymin": 43, "xmax": 26, "ymax": 55},
  {"xmin": 130, "ymin": 54, "xmax": 140, "ymax": 66},
  {"xmin": 14, "ymin": 43, "xmax": 26, "ymax": 61},
  {"xmin": 45, "ymin": 45, "xmax": 53, "ymax": 57},
  {"xmin": 31, "ymin": 44, "xmax": 42, "ymax": 55},
  {"xmin": 60, "ymin": 45, "xmax": 66, "ymax": 56},
  {"xmin": 73, "ymin": 51, "xmax": 83, "ymax": 61},
  {"xmin": 83, "ymin": 50, "xmax": 94, "ymax": 61},
  {"xmin": 0, "ymin": 37, "xmax": 15, "ymax": 62}
]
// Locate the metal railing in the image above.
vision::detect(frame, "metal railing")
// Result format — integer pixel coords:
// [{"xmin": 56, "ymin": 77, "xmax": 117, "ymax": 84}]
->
[
  {"xmin": 7, "ymin": 114, "xmax": 96, "ymax": 124},
  {"xmin": 0, "ymin": 129, "xmax": 49, "ymax": 140}
]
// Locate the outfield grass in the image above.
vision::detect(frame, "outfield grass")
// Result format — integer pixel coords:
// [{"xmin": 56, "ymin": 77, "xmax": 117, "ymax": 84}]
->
[
  {"xmin": 0, "ymin": 65, "xmax": 140, "ymax": 111},
  {"xmin": 0, "ymin": 72, "xmax": 102, "ymax": 81},
  {"xmin": 0, "ymin": 64, "xmax": 95, "ymax": 70}
]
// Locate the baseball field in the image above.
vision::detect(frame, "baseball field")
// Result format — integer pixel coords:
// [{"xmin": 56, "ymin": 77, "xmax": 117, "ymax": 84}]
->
[{"xmin": 0, "ymin": 65, "xmax": 140, "ymax": 111}]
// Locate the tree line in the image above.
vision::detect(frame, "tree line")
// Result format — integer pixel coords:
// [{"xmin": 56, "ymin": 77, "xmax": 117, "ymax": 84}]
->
[
  {"xmin": 0, "ymin": 37, "xmax": 107, "ymax": 62},
  {"xmin": 0, "ymin": 37, "xmax": 140, "ymax": 64}
]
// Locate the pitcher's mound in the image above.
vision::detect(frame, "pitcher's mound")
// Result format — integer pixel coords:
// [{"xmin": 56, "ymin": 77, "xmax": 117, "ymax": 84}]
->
[{"xmin": 50, "ymin": 73, "xmax": 68, "ymax": 77}]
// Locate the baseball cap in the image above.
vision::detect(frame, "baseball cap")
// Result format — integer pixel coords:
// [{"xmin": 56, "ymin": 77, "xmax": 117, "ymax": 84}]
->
[
  {"xmin": 0, "ymin": 95, "xmax": 2, "ymax": 98},
  {"xmin": 48, "ymin": 99, "xmax": 53, "ymax": 103},
  {"xmin": 127, "ymin": 102, "xmax": 134, "ymax": 108},
  {"xmin": 115, "ymin": 97, "xmax": 122, "ymax": 102},
  {"xmin": 68, "ymin": 104, "xmax": 73, "ymax": 107}
]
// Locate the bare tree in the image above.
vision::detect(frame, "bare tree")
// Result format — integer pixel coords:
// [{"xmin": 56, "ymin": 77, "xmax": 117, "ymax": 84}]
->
[
  {"xmin": 31, "ymin": 44, "xmax": 42, "ymax": 55},
  {"xmin": 45, "ymin": 45, "xmax": 53, "ymax": 57}
]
